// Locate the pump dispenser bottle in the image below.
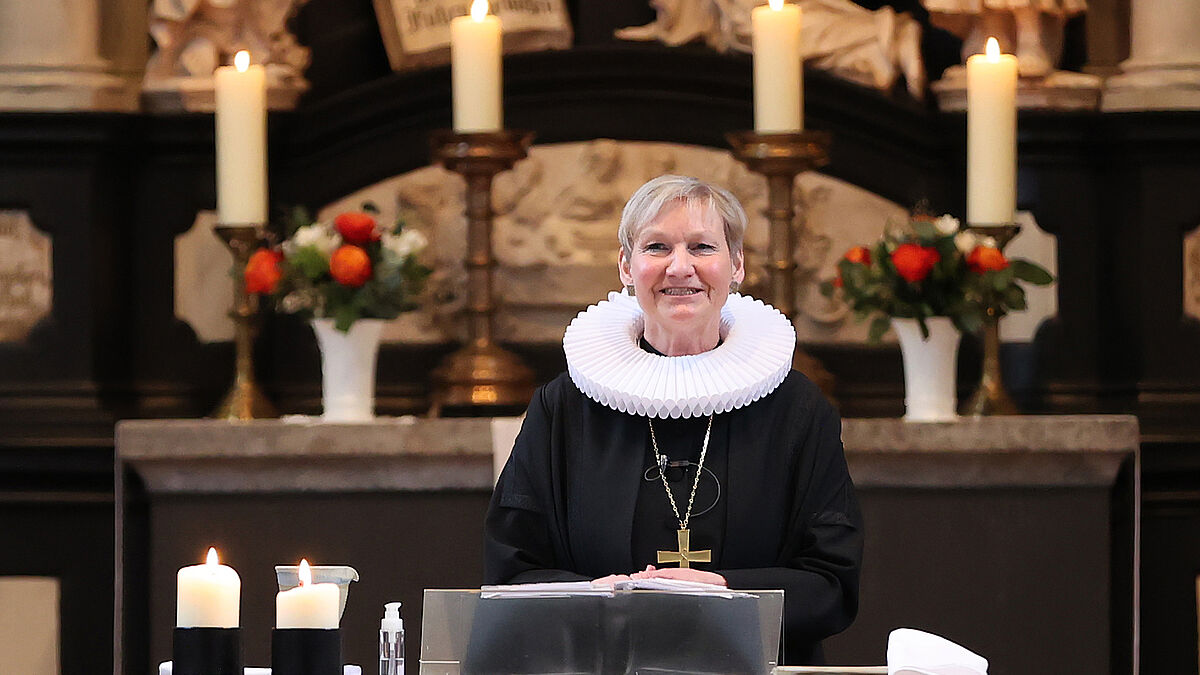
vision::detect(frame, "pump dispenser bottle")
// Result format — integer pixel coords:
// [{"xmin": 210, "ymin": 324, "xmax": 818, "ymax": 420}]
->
[{"xmin": 379, "ymin": 602, "xmax": 404, "ymax": 675}]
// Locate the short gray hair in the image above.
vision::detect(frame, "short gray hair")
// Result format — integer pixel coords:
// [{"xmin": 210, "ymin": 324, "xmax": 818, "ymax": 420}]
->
[{"xmin": 618, "ymin": 175, "xmax": 748, "ymax": 258}]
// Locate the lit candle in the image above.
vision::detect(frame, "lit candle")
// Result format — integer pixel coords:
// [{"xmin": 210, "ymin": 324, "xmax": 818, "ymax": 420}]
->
[
  {"xmin": 451, "ymin": 0, "xmax": 503, "ymax": 132},
  {"xmin": 176, "ymin": 547, "xmax": 241, "ymax": 628},
  {"xmin": 752, "ymin": 0, "xmax": 803, "ymax": 133},
  {"xmin": 214, "ymin": 50, "xmax": 268, "ymax": 225},
  {"xmin": 276, "ymin": 559, "xmax": 340, "ymax": 629},
  {"xmin": 966, "ymin": 37, "xmax": 1018, "ymax": 225}
]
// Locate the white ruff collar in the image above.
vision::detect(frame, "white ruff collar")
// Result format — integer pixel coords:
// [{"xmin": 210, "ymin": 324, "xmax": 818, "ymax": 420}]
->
[{"xmin": 563, "ymin": 292, "xmax": 796, "ymax": 419}]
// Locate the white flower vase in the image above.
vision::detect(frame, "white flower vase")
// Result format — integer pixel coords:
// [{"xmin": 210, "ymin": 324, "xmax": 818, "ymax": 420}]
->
[
  {"xmin": 891, "ymin": 317, "xmax": 961, "ymax": 422},
  {"xmin": 311, "ymin": 318, "xmax": 385, "ymax": 422}
]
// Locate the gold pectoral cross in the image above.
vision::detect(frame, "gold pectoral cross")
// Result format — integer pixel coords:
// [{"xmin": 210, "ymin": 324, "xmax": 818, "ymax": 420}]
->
[{"xmin": 657, "ymin": 528, "xmax": 711, "ymax": 569}]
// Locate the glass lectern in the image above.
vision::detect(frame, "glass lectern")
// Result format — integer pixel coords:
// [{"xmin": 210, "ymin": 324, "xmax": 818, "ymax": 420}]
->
[{"xmin": 420, "ymin": 588, "xmax": 785, "ymax": 675}]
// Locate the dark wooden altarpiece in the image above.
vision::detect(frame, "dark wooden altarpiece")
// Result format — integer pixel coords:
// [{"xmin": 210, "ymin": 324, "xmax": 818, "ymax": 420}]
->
[{"xmin": 0, "ymin": 0, "xmax": 1198, "ymax": 673}]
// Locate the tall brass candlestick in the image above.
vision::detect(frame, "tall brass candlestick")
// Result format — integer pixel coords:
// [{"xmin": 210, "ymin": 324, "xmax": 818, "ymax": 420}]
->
[
  {"xmin": 962, "ymin": 222, "xmax": 1021, "ymax": 416},
  {"xmin": 429, "ymin": 130, "xmax": 536, "ymax": 413},
  {"xmin": 211, "ymin": 225, "xmax": 277, "ymax": 419},
  {"xmin": 727, "ymin": 130, "xmax": 836, "ymax": 398}
]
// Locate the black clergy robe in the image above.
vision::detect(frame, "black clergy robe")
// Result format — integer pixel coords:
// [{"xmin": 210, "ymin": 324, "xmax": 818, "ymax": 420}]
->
[{"xmin": 484, "ymin": 369, "xmax": 863, "ymax": 665}]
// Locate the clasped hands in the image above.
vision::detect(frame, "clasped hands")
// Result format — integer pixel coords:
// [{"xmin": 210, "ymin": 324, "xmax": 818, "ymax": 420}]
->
[{"xmin": 593, "ymin": 564, "xmax": 727, "ymax": 587}]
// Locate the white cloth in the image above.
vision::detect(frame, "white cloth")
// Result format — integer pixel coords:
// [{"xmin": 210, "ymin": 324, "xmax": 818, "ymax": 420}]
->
[
  {"xmin": 887, "ymin": 628, "xmax": 988, "ymax": 675},
  {"xmin": 562, "ymin": 292, "xmax": 795, "ymax": 419}
]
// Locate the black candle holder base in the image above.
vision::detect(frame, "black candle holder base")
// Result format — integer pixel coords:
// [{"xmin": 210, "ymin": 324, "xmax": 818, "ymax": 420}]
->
[
  {"xmin": 271, "ymin": 628, "xmax": 342, "ymax": 675},
  {"xmin": 172, "ymin": 627, "xmax": 242, "ymax": 675}
]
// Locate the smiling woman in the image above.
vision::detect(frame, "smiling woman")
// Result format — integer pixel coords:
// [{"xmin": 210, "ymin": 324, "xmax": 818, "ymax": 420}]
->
[
  {"xmin": 617, "ymin": 176, "xmax": 746, "ymax": 356},
  {"xmin": 485, "ymin": 174, "xmax": 864, "ymax": 666}
]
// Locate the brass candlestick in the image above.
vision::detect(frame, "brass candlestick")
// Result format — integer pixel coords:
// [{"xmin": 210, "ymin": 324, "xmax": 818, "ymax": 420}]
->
[
  {"xmin": 961, "ymin": 222, "xmax": 1022, "ymax": 416},
  {"xmin": 211, "ymin": 224, "xmax": 277, "ymax": 419},
  {"xmin": 727, "ymin": 130, "xmax": 836, "ymax": 398},
  {"xmin": 429, "ymin": 130, "xmax": 536, "ymax": 413}
]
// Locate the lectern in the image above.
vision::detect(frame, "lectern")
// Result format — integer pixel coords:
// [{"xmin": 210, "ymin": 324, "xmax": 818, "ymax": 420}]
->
[{"xmin": 419, "ymin": 589, "xmax": 785, "ymax": 674}]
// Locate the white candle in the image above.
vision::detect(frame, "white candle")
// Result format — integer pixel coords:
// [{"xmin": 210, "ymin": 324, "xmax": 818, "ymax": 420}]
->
[
  {"xmin": 752, "ymin": 0, "xmax": 803, "ymax": 133},
  {"xmin": 276, "ymin": 559, "xmax": 340, "ymax": 629},
  {"xmin": 176, "ymin": 547, "xmax": 241, "ymax": 628},
  {"xmin": 214, "ymin": 50, "xmax": 268, "ymax": 225},
  {"xmin": 451, "ymin": 0, "xmax": 503, "ymax": 132},
  {"xmin": 966, "ymin": 37, "xmax": 1018, "ymax": 225}
]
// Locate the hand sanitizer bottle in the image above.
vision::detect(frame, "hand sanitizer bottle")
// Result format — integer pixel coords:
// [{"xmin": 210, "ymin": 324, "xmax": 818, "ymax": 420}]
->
[{"xmin": 379, "ymin": 601, "xmax": 404, "ymax": 675}]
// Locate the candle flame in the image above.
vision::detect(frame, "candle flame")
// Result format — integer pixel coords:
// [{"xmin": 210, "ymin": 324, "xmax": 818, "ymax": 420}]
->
[
  {"xmin": 470, "ymin": 0, "xmax": 488, "ymax": 21},
  {"xmin": 206, "ymin": 547, "xmax": 219, "ymax": 566},
  {"xmin": 985, "ymin": 37, "xmax": 1000, "ymax": 60},
  {"xmin": 298, "ymin": 559, "xmax": 311, "ymax": 587},
  {"xmin": 768, "ymin": 0, "xmax": 784, "ymax": 10},
  {"xmin": 234, "ymin": 50, "xmax": 250, "ymax": 72}
]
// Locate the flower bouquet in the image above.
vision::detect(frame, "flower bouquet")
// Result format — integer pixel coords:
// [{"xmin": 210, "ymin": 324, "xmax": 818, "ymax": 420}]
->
[
  {"xmin": 245, "ymin": 204, "xmax": 431, "ymax": 331},
  {"xmin": 823, "ymin": 213, "xmax": 1054, "ymax": 341},
  {"xmin": 244, "ymin": 204, "xmax": 431, "ymax": 420},
  {"xmin": 822, "ymin": 212, "xmax": 1053, "ymax": 421}
]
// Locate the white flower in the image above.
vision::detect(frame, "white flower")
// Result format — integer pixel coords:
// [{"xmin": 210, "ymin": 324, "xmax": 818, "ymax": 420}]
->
[
  {"xmin": 382, "ymin": 229, "xmax": 427, "ymax": 259},
  {"xmin": 954, "ymin": 231, "xmax": 997, "ymax": 254},
  {"xmin": 954, "ymin": 231, "xmax": 977, "ymax": 254},
  {"xmin": 934, "ymin": 214, "xmax": 960, "ymax": 235},
  {"xmin": 284, "ymin": 223, "xmax": 341, "ymax": 258}
]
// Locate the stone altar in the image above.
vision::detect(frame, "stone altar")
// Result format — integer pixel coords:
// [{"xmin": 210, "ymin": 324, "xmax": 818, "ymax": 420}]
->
[{"xmin": 116, "ymin": 414, "xmax": 1137, "ymax": 675}]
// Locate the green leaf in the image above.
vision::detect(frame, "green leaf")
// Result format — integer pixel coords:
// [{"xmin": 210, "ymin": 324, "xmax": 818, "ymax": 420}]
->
[
  {"xmin": 868, "ymin": 316, "xmax": 891, "ymax": 343},
  {"xmin": 958, "ymin": 308, "xmax": 984, "ymax": 334},
  {"xmin": 912, "ymin": 220, "xmax": 938, "ymax": 240},
  {"xmin": 991, "ymin": 268, "xmax": 1014, "ymax": 292},
  {"xmin": 333, "ymin": 304, "xmax": 360, "ymax": 332},
  {"xmin": 1002, "ymin": 285, "xmax": 1027, "ymax": 310},
  {"xmin": 290, "ymin": 247, "xmax": 329, "ymax": 280},
  {"xmin": 1010, "ymin": 259, "xmax": 1054, "ymax": 285}
]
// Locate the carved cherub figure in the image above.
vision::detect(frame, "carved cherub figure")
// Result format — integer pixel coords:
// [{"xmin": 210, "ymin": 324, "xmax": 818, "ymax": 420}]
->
[
  {"xmin": 617, "ymin": 0, "xmax": 925, "ymax": 99},
  {"xmin": 922, "ymin": 0, "xmax": 1086, "ymax": 78}
]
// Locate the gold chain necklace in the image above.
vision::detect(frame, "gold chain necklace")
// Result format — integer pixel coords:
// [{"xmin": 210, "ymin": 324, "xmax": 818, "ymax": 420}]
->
[{"xmin": 647, "ymin": 414, "xmax": 714, "ymax": 568}]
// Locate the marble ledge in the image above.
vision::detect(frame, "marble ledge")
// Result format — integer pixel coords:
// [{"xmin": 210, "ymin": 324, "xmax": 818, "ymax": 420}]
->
[{"xmin": 117, "ymin": 414, "xmax": 1139, "ymax": 494}]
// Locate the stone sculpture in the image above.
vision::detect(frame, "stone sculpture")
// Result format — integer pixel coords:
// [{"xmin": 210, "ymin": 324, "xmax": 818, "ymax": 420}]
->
[
  {"xmin": 144, "ymin": 0, "xmax": 312, "ymax": 111},
  {"xmin": 616, "ymin": 0, "xmax": 926, "ymax": 99}
]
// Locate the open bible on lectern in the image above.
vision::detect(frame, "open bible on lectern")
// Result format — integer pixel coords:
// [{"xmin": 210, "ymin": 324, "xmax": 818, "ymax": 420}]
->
[{"xmin": 419, "ymin": 587, "xmax": 785, "ymax": 674}]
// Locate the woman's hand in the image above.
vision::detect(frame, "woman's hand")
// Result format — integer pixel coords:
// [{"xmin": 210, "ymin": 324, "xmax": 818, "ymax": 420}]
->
[
  {"xmin": 630, "ymin": 565, "xmax": 727, "ymax": 587},
  {"xmin": 591, "ymin": 573, "xmax": 632, "ymax": 585}
]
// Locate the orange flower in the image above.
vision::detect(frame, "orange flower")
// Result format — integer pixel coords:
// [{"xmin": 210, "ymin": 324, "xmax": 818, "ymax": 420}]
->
[
  {"xmin": 244, "ymin": 248, "xmax": 283, "ymax": 294},
  {"xmin": 967, "ymin": 246, "xmax": 1009, "ymax": 273},
  {"xmin": 844, "ymin": 246, "xmax": 871, "ymax": 266},
  {"xmin": 330, "ymin": 245, "xmax": 373, "ymax": 287},
  {"xmin": 891, "ymin": 243, "xmax": 940, "ymax": 283},
  {"xmin": 334, "ymin": 212, "xmax": 380, "ymax": 245}
]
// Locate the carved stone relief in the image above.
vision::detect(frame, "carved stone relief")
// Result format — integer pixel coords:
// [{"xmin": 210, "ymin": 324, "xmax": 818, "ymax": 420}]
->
[
  {"xmin": 174, "ymin": 211, "xmax": 235, "ymax": 342},
  {"xmin": 1185, "ymin": 224, "xmax": 1200, "ymax": 322},
  {"xmin": 372, "ymin": 0, "xmax": 572, "ymax": 72},
  {"xmin": 144, "ymin": 0, "xmax": 312, "ymax": 112},
  {"xmin": 316, "ymin": 139, "xmax": 911, "ymax": 345},
  {"xmin": 0, "ymin": 211, "xmax": 53, "ymax": 343},
  {"xmin": 615, "ymin": 0, "xmax": 926, "ymax": 99},
  {"xmin": 173, "ymin": 140, "xmax": 1060, "ymax": 347}
]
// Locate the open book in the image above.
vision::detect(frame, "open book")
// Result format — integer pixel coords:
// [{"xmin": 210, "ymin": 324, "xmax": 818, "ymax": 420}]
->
[{"xmin": 480, "ymin": 578, "xmax": 753, "ymax": 599}]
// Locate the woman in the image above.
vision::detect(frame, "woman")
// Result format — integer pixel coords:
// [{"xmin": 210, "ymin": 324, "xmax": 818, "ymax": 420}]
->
[{"xmin": 484, "ymin": 175, "xmax": 862, "ymax": 664}]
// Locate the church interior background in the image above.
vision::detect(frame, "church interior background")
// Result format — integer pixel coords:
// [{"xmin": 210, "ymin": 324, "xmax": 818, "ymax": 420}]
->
[{"xmin": 1, "ymin": 0, "xmax": 1198, "ymax": 673}]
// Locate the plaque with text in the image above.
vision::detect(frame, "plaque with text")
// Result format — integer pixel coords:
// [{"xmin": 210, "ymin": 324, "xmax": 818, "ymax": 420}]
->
[
  {"xmin": 0, "ymin": 210, "xmax": 52, "ymax": 343},
  {"xmin": 373, "ymin": 0, "xmax": 572, "ymax": 71}
]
